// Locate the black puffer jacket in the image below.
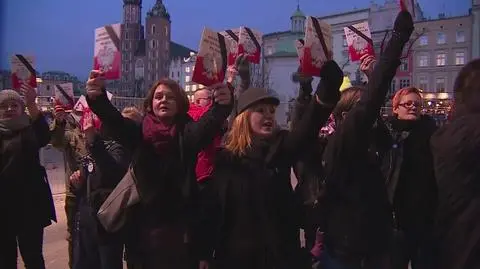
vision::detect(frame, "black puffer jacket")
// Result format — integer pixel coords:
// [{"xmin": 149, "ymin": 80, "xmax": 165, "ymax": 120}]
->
[{"xmin": 382, "ymin": 115, "xmax": 437, "ymax": 236}]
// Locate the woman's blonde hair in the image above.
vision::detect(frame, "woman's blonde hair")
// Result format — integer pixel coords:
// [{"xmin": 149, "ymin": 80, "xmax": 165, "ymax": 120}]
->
[{"xmin": 224, "ymin": 110, "xmax": 254, "ymax": 156}]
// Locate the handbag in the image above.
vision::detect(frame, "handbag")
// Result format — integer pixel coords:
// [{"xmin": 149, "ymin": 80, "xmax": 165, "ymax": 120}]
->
[{"xmin": 96, "ymin": 165, "xmax": 139, "ymax": 233}]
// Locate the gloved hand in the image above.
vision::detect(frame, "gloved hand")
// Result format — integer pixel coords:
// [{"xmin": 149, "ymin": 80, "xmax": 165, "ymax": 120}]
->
[
  {"xmin": 292, "ymin": 67, "xmax": 314, "ymax": 100},
  {"xmin": 315, "ymin": 61, "xmax": 343, "ymax": 106},
  {"xmin": 393, "ymin": 10, "xmax": 414, "ymax": 41}
]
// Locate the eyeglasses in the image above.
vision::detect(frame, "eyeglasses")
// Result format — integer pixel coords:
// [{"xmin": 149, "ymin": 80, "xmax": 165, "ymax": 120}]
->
[{"xmin": 398, "ymin": 101, "xmax": 422, "ymax": 109}]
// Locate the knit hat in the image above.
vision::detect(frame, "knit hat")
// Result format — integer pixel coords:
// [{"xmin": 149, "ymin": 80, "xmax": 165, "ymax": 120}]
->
[
  {"xmin": 236, "ymin": 87, "xmax": 280, "ymax": 115},
  {"xmin": 0, "ymin": 90, "xmax": 23, "ymax": 106}
]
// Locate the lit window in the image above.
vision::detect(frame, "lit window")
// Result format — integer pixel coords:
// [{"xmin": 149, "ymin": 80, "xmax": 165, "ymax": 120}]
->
[
  {"xmin": 185, "ymin": 85, "xmax": 190, "ymax": 92},
  {"xmin": 437, "ymin": 32, "xmax": 446, "ymax": 44},
  {"xmin": 455, "ymin": 51, "xmax": 465, "ymax": 65},
  {"xmin": 418, "ymin": 76, "xmax": 428, "ymax": 90},
  {"xmin": 185, "ymin": 75, "xmax": 191, "ymax": 82},
  {"xmin": 418, "ymin": 55, "xmax": 429, "ymax": 67},
  {"xmin": 456, "ymin": 31, "xmax": 465, "ymax": 43},
  {"xmin": 436, "ymin": 77, "xmax": 446, "ymax": 93},
  {"xmin": 400, "ymin": 79, "xmax": 410, "ymax": 88},
  {"xmin": 192, "ymin": 85, "xmax": 197, "ymax": 92},
  {"xmin": 436, "ymin": 53, "xmax": 446, "ymax": 66},
  {"xmin": 419, "ymin": 36, "xmax": 428, "ymax": 46},
  {"xmin": 185, "ymin": 66, "xmax": 190, "ymax": 73}
]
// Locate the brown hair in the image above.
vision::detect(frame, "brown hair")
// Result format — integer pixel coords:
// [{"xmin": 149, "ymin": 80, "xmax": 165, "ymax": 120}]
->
[
  {"xmin": 143, "ymin": 79, "xmax": 190, "ymax": 115},
  {"xmin": 392, "ymin": 87, "xmax": 422, "ymax": 111},
  {"xmin": 121, "ymin": 106, "xmax": 143, "ymax": 123},
  {"xmin": 454, "ymin": 59, "xmax": 480, "ymax": 108},
  {"xmin": 224, "ymin": 110, "xmax": 253, "ymax": 156},
  {"xmin": 332, "ymin": 86, "xmax": 363, "ymax": 122}
]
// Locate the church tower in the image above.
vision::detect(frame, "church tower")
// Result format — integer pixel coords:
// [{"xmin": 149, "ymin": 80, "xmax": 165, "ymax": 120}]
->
[
  {"xmin": 290, "ymin": 3, "xmax": 306, "ymax": 33},
  {"xmin": 121, "ymin": 0, "xmax": 144, "ymax": 96},
  {"xmin": 145, "ymin": 0, "xmax": 171, "ymax": 89}
]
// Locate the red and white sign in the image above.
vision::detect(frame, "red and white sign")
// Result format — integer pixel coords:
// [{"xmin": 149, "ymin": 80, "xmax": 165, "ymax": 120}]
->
[
  {"xmin": 399, "ymin": 0, "xmax": 416, "ymax": 18},
  {"xmin": 219, "ymin": 28, "xmax": 240, "ymax": 66},
  {"xmin": 238, "ymin": 27, "xmax": 262, "ymax": 64},
  {"xmin": 54, "ymin": 83, "xmax": 75, "ymax": 111},
  {"xmin": 302, "ymin": 17, "xmax": 333, "ymax": 77},
  {"xmin": 10, "ymin": 54, "xmax": 37, "ymax": 91},
  {"xmin": 73, "ymin": 92, "xmax": 113, "ymax": 113},
  {"xmin": 94, "ymin": 23, "xmax": 121, "ymax": 80},
  {"xmin": 192, "ymin": 27, "xmax": 232, "ymax": 86},
  {"xmin": 344, "ymin": 21, "xmax": 375, "ymax": 62}
]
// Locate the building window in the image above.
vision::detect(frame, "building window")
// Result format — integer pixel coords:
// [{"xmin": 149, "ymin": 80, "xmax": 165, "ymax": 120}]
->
[
  {"xmin": 436, "ymin": 77, "xmax": 446, "ymax": 92},
  {"xmin": 455, "ymin": 51, "xmax": 465, "ymax": 65},
  {"xmin": 185, "ymin": 67, "xmax": 190, "ymax": 73},
  {"xmin": 171, "ymin": 72, "xmax": 174, "ymax": 78},
  {"xmin": 177, "ymin": 71, "xmax": 180, "ymax": 77},
  {"xmin": 342, "ymin": 35, "xmax": 347, "ymax": 47},
  {"xmin": 419, "ymin": 35, "xmax": 428, "ymax": 46},
  {"xmin": 151, "ymin": 25, "xmax": 156, "ymax": 34},
  {"xmin": 192, "ymin": 85, "xmax": 197, "ymax": 92},
  {"xmin": 165, "ymin": 26, "xmax": 169, "ymax": 36},
  {"xmin": 185, "ymin": 85, "xmax": 190, "ymax": 92},
  {"xmin": 418, "ymin": 55, "xmax": 429, "ymax": 67},
  {"xmin": 400, "ymin": 79, "xmax": 410, "ymax": 88},
  {"xmin": 456, "ymin": 31, "xmax": 465, "ymax": 43},
  {"xmin": 390, "ymin": 79, "xmax": 396, "ymax": 94},
  {"xmin": 437, "ymin": 32, "xmax": 446, "ymax": 44},
  {"xmin": 400, "ymin": 58, "xmax": 409, "ymax": 72},
  {"xmin": 185, "ymin": 75, "xmax": 191, "ymax": 82},
  {"xmin": 151, "ymin": 40, "xmax": 156, "ymax": 49},
  {"xmin": 166, "ymin": 40, "xmax": 169, "ymax": 49},
  {"xmin": 418, "ymin": 76, "xmax": 428, "ymax": 90},
  {"xmin": 436, "ymin": 53, "xmax": 446, "ymax": 66},
  {"xmin": 125, "ymin": 32, "xmax": 129, "ymax": 40}
]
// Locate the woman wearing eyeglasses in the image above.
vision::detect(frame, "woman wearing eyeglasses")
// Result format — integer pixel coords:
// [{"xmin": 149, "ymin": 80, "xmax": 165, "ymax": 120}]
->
[{"xmin": 381, "ymin": 87, "xmax": 438, "ymax": 269}]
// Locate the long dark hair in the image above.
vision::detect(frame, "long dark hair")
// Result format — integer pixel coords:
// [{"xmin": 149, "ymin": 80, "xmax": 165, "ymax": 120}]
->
[{"xmin": 454, "ymin": 59, "xmax": 480, "ymax": 114}]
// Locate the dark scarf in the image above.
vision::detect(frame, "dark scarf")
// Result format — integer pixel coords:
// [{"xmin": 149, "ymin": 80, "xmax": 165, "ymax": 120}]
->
[
  {"xmin": 0, "ymin": 114, "xmax": 31, "ymax": 136},
  {"xmin": 391, "ymin": 117, "xmax": 420, "ymax": 132},
  {"xmin": 142, "ymin": 113, "xmax": 177, "ymax": 154}
]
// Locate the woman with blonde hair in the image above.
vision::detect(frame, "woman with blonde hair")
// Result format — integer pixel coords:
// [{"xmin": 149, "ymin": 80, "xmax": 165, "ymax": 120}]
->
[{"xmin": 197, "ymin": 61, "xmax": 344, "ymax": 269}]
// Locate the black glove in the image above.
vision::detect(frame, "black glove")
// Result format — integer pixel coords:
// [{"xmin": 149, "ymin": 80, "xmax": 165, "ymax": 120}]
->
[
  {"xmin": 292, "ymin": 67, "xmax": 314, "ymax": 101},
  {"xmin": 315, "ymin": 61, "xmax": 343, "ymax": 105},
  {"xmin": 393, "ymin": 11, "xmax": 414, "ymax": 42}
]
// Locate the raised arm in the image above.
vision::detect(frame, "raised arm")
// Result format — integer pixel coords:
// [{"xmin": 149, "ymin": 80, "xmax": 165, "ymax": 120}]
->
[
  {"xmin": 31, "ymin": 113, "xmax": 52, "ymax": 148},
  {"xmin": 279, "ymin": 61, "xmax": 344, "ymax": 164},
  {"xmin": 291, "ymin": 67, "xmax": 314, "ymax": 128},
  {"xmin": 340, "ymin": 11, "xmax": 414, "ymax": 143},
  {"xmin": 229, "ymin": 55, "xmax": 251, "ymax": 126},
  {"xmin": 184, "ymin": 84, "xmax": 233, "ymax": 153},
  {"xmin": 85, "ymin": 71, "xmax": 142, "ymax": 151}
]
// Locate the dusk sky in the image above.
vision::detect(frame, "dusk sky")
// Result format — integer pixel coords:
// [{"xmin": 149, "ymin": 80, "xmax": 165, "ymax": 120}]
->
[{"xmin": 1, "ymin": 0, "xmax": 471, "ymax": 80}]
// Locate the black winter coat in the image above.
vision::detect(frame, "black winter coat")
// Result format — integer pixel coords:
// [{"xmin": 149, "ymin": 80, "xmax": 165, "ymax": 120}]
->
[
  {"xmin": 321, "ymin": 31, "xmax": 407, "ymax": 257},
  {"xmin": 0, "ymin": 115, "xmax": 56, "ymax": 231},
  {"xmin": 86, "ymin": 91, "xmax": 232, "ymax": 260},
  {"xmin": 382, "ymin": 115, "xmax": 437, "ymax": 237},
  {"xmin": 430, "ymin": 111, "xmax": 480, "ymax": 269},
  {"xmin": 198, "ymin": 95, "xmax": 334, "ymax": 269}
]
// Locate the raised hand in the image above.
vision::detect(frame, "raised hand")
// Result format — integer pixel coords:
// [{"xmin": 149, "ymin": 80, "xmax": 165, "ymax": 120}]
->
[
  {"xmin": 360, "ymin": 55, "xmax": 376, "ymax": 78},
  {"xmin": 235, "ymin": 54, "xmax": 250, "ymax": 82},
  {"xmin": 86, "ymin": 70, "xmax": 105, "ymax": 99},
  {"xmin": 212, "ymin": 83, "xmax": 232, "ymax": 105},
  {"xmin": 20, "ymin": 83, "xmax": 37, "ymax": 106},
  {"xmin": 53, "ymin": 105, "xmax": 67, "ymax": 123},
  {"xmin": 315, "ymin": 61, "xmax": 343, "ymax": 106}
]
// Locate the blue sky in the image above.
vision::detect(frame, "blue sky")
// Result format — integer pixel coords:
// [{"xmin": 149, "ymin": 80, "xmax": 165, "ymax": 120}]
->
[{"xmin": 1, "ymin": 0, "xmax": 471, "ymax": 80}]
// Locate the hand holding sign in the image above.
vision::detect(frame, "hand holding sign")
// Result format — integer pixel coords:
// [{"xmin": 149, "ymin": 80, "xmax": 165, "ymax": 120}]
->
[
  {"xmin": 212, "ymin": 83, "xmax": 232, "ymax": 105},
  {"xmin": 359, "ymin": 55, "xmax": 376, "ymax": 78},
  {"xmin": 86, "ymin": 70, "xmax": 106, "ymax": 100},
  {"xmin": 20, "ymin": 83, "xmax": 37, "ymax": 106}
]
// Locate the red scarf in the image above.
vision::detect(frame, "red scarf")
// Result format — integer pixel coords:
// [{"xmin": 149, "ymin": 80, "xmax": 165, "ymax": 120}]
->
[{"xmin": 142, "ymin": 113, "xmax": 177, "ymax": 154}]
